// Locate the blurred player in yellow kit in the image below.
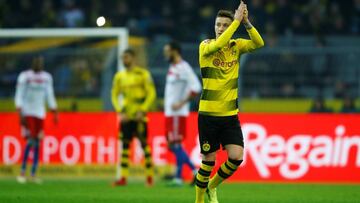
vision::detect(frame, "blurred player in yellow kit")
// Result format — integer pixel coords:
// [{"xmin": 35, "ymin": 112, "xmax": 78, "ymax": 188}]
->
[
  {"xmin": 111, "ymin": 49, "xmax": 156, "ymax": 186},
  {"xmin": 194, "ymin": 1, "xmax": 264, "ymax": 203}
]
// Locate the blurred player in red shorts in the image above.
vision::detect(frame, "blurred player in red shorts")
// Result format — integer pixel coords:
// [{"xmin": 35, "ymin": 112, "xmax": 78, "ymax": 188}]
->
[
  {"xmin": 15, "ymin": 56, "xmax": 58, "ymax": 184},
  {"xmin": 163, "ymin": 41, "xmax": 201, "ymax": 186}
]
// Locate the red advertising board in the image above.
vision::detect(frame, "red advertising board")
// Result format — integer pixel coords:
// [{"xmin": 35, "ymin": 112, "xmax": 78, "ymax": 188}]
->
[
  {"xmin": 1, "ymin": 112, "xmax": 359, "ymax": 182},
  {"xmin": 0, "ymin": 113, "xmax": 118, "ymax": 165}
]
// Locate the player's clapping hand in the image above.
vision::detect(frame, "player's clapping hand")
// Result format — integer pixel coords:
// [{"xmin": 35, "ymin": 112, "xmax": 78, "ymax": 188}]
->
[
  {"xmin": 242, "ymin": 3, "xmax": 249, "ymax": 23},
  {"xmin": 234, "ymin": 1, "xmax": 246, "ymax": 22}
]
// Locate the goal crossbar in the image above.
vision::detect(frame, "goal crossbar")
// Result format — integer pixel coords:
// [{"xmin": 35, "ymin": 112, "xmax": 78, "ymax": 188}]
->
[{"xmin": 0, "ymin": 28, "xmax": 129, "ymax": 70}]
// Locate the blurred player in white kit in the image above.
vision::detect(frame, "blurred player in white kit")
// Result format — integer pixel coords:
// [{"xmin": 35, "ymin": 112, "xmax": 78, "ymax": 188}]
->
[
  {"xmin": 163, "ymin": 41, "xmax": 201, "ymax": 186},
  {"xmin": 15, "ymin": 55, "xmax": 58, "ymax": 184}
]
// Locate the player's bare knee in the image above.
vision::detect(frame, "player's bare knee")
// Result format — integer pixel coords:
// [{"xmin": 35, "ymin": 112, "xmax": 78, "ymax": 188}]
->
[
  {"xmin": 228, "ymin": 152, "xmax": 243, "ymax": 161},
  {"xmin": 202, "ymin": 152, "xmax": 216, "ymax": 162}
]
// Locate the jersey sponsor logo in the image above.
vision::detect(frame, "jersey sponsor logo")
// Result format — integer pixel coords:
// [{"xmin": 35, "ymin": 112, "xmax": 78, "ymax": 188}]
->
[
  {"xmin": 212, "ymin": 59, "xmax": 238, "ymax": 68},
  {"xmin": 27, "ymin": 79, "xmax": 45, "ymax": 84},
  {"xmin": 167, "ymin": 70, "xmax": 179, "ymax": 78}
]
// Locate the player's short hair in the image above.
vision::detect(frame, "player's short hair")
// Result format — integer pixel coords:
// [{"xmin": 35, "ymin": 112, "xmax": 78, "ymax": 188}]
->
[
  {"xmin": 168, "ymin": 41, "xmax": 182, "ymax": 54},
  {"xmin": 32, "ymin": 54, "xmax": 44, "ymax": 63},
  {"xmin": 217, "ymin": 10, "xmax": 234, "ymax": 21},
  {"xmin": 124, "ymin": 48, "xmax": 136, "ymax": 57}
]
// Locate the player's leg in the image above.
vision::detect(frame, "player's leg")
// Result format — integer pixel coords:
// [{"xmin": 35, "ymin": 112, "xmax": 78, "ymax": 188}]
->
[
  {"xmin": 195, "ymin": 153, "xmax": 216, "ymax": 203},
  {"xmin": 18, "ymin": 139, "xmax": 32, "ymax": 183},
  {"xmin": 169, "ymin": 143, "xmax": 185, "ymax": 185},
  {"xmin": 208, "ymin": 145, "xmax": 243, "ymax": 189},
  {"xmin": 169, "ymin": 143, "xmax": 197, "ymax": 186},
  {"xmin": 166, "ymin": 116, "xmax": 183, "ymax": 184},
  {"xmin": 114, "ymin": 121, "xmax": 133, "ymax": 186},
  {"xmin": 177, "ymin": 116, "xmax": 197, "ymax": 180},
  {"xmin": 137, "ymin": 120, "xmax": 153, "ymax": 186},
  {"xmin": 30, "ymin": 138, "xmax": 42, "ymax": 184},
  {"xmin": 195, "ymin": 115, "xmax": 219, "ymax": 203},
  {"xmin": 167, "ymin": 116, "xmax": 195, "ymax": 185},
  {"xmin": 18, "ymin": 116, "xmax": 35, "ymax": 183},
  {"xmin": 166, "ymin": 116, "xmax": 182, "ymax": 184},
  {"xmin": 208, "ymin": 115, "xmax": 244, "ymax": 190},
  {"xmin": 30, "ymin": 117, "xmax": 44, "ymax": 184}
]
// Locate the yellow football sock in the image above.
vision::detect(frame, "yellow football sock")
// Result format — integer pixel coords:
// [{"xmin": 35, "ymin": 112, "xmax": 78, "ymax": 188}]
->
[
  {"xmin": 195, "ymin": 161, "xmax": 215, "ymax": 203},
  {"xmin": 208, "ymin": 159, "xmax": 243, "ymax": 189},
  {"xmin": 121, "ymin": 148, "xmax": 130, "ymax": 178}
]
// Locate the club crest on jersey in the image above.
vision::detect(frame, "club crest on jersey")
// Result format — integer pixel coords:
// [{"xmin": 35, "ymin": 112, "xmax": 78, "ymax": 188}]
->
[
  {"xmin": 231, "ymin": 49, "xmax": 237, "ymax": 56},
  {"xmin": 202, "ymin": 142, "xmax": 211, "ymax": 152}
]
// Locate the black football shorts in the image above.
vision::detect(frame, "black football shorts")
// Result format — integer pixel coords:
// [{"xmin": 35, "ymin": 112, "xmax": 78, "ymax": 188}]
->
[{"xmin": 198, "ymin": 114, "xmax": 244, "ymax": 154}]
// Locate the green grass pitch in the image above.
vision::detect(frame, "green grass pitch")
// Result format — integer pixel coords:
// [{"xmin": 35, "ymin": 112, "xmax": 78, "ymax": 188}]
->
[{"xmin": 0, "ymin": 179, "xmax": 359, "ymax": 203}]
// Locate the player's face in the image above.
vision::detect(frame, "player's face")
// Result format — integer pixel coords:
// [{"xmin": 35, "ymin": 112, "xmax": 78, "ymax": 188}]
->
[
  {"xmin": 163, "ymin": 44, "xmax": 173, "ymax": 63},
  {"xmin": 122, "ymin": 53, "xmax": 134, "ymax": 68},
  {"xmin": 215, "ymin": 17, "xmax": 232, "ymax": 38},
  {"xmin": 32, "ymin": 57, "xmax": 44, "ymax": 72}
]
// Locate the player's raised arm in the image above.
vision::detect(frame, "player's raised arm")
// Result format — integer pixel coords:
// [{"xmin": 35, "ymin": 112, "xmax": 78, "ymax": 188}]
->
[
  {"xmin": 236, "ymin": 5, "xmax": 264, "ymax": 53},
  {"xmin": 200, "ymin": 1, "xmax": 246, "ymax": 56}
]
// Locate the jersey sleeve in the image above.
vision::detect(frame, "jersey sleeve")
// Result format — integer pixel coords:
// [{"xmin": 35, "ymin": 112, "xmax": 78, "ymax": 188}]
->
[
  {"xmin": 236, "ymin": 26, "xmax": 264, "ymax": 53},
  {"xmin": 14, "ymin": 72, "xmax": 26, "ymax": 110},
  {"xmin": 140, "ymin": 70, "xmax": 156, "ymax": 112},
  {"xmin": 185, "ymin": 64, "xmax": 201, "ymax": 95},
  {"xmin": 46, "ymin": 74, "xmax": 57, "ymax": 110},
  {"xmin": 111, "ymin": 72, "xmax": 122, "ymax": 112},
  {"xmin": 200, "ymin": 19, "xmax": 241, "ymax": 56}
]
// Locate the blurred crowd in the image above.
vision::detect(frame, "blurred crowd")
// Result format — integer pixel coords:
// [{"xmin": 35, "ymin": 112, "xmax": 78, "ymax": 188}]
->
[
  {"xmin": 0, "ymin": 0, "xmax": 359, "ymax": 41},
  {"xmin": 310, "ymin": 97, "xmax": 360, "ymax": 113},
  {"xmin": 0, "ymin": 53, "xmax": 105, "ymax": 97}
]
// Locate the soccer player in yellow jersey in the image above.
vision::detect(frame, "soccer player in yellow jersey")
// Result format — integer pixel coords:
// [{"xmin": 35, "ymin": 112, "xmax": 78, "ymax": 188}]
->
[
  {"xmin": 194, "ymin": 1, "xmax": 264, "ymax": 203},
  {"xmin": 111, "ymin": 49, "xmax": 156, "ymax": 186}
]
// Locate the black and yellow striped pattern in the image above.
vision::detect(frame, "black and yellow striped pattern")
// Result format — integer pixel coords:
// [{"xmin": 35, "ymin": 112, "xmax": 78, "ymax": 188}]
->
[
  {"xmin": 120, "ymin": 148, "xmax": 130, "ymax": 178},
  {"xmin": 198, "ymin": 40, "xmax": 241, "ymax": 117},
  {"xmin": 111, "ymin": 66, "xmax": 156, "ymax": 120},
  {"xmin": 144, "ymin": 146, "xmax": 153, "ymax": 177},
  {"xmin": 198, "ymin": 65, "xmax": 239, "ymax": 116},
  {"xmin": 198, "ymin": 25, "xmax": 264, "ymax": 117},
  {"xmin": 195, "ymin": 161, "xmax": 215, "ymax": 203},
  {"xmin": 195, "ymin": 162, "xmax": 214, "ymax": 188},
  {"xmin": 208, "ymin": 159, "xmax": 243, "ymax": 189}
]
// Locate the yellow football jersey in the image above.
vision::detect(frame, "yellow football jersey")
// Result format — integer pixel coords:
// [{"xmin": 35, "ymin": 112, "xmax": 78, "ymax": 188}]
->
[
  {"xmin": 111, "ymin": 66, "xmax": 156, "ymax": 119},
  {"xmin": 199, "ymin": 20, "xmax": 264, "ymax": 116}
]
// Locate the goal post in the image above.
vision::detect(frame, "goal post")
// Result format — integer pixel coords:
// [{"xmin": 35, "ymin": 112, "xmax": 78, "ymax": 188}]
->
[{"xmin": 0, "ymin": 28, "xmax": 129, "ymax": 70}]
